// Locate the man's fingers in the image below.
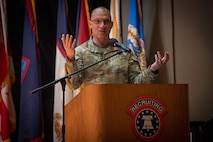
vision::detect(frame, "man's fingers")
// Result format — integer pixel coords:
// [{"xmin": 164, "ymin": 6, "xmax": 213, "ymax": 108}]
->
[{"xmin": 71, "ymin": 38, "xmax": 76, "ymax": 49}]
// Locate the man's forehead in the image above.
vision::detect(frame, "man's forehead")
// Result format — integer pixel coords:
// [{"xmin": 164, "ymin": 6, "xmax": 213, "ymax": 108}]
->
[{"xmin": 91, "ymin": 8, "xmax": 111, "ymax": 19}]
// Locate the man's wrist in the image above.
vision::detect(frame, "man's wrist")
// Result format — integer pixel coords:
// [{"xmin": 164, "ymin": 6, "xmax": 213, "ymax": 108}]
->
[
  {"xmin": 66, "ymin": 56, "xmax": 75, "ymax": 62},
  {"xmin": 149, "ymin": 65, "xmax": 158, "ymax": 74}
]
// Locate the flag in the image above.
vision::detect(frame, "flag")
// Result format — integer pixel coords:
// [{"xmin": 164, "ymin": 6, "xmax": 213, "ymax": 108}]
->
[
  {"xmin": 0, "ymin": 0, "xmax": 16, "ymax": 141},
  {"xmin": 110, "ymin": 0, "xmax": 122, "ymax": 42},
  {"xmin": 127, "ymin": 0, "xmax": 147, "ymax": 71},
  {"xmin": 53, "ymin": 0, "xmax": 74, "ymax": 141},
  {"xmin": 53, "ymin": 1, "xmax": 90, "ymax": 140},
  {"xmin": 19, "ymin": 0, "xmax": 43, "ymax": 141},
  {"xmin": 74, "ymin": 0, "xmax": 90, "ymax": 93},
  {"xmin": 75, "ymin": 0, "xmax": 90, "ymax": 45}
]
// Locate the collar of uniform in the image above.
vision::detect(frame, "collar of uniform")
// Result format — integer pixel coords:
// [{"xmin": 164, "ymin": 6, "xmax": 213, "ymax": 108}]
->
[{"xmin": 87, "ymin": 37, "xmax": 120, "ymax": 54}]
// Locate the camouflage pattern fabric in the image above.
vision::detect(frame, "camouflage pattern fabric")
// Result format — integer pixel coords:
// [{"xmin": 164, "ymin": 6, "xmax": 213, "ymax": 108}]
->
[{"xmin": 65, "ymin": 37, "xmax": 157, "ymax": 90}]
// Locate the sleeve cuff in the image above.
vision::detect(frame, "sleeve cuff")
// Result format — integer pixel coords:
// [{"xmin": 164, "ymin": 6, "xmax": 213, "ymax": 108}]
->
[
  {"xmin": 66, "ymin": 56, "xmax": 75, "ymax": 62},
  {"xmin": 148, "ymin": 65, "xmax": 159, "ymax": 74}
]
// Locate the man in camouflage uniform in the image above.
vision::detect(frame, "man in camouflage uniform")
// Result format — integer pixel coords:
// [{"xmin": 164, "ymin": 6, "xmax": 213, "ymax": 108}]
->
[{"xmin": 61, "ymin": 6, "xmax": 169, "ymax": 90}]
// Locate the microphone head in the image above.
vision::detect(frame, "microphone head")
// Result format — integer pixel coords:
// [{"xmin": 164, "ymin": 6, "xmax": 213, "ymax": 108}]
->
[{"xmin": 109, "ymin": 38, "xmax": 118, "ymax": 47}]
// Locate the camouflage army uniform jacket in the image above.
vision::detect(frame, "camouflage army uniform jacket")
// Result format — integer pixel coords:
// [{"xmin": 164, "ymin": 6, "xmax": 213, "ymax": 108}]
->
[{"xmin": 65, "ymin": 37, "xmax": 157, "ymax": 90}]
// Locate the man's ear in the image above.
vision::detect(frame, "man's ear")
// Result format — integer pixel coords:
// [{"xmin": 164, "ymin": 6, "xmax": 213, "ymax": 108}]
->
[{"xmin": 88, "ymin": 21, "xmax": 92, "ymax": 28}]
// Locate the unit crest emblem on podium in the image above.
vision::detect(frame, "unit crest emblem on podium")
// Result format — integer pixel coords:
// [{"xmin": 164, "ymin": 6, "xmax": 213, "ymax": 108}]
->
[{"xmin": 127, "ymin": 96, "xmax": 167, "ymax": 141}]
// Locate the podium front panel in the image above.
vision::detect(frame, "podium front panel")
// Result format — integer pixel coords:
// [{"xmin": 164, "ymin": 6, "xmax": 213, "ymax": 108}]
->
[{"xmin": 65, "ymin": 84, "xmax": 189, "ymax": 142}]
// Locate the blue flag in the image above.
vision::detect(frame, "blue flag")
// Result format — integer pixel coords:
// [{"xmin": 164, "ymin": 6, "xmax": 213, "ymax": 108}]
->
[
  {"xmin": 19, "ymin": 0, "xmax": 43, "ymax": 141},
  {"xmin": 127, "ymin": 0, "xmax": 147, "ymax": 71}
]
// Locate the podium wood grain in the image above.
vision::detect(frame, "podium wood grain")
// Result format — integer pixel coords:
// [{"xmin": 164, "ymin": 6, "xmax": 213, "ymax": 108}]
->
[{"xmin": 65, "ymin": 84, "xmax": 190, "ymax": 142}]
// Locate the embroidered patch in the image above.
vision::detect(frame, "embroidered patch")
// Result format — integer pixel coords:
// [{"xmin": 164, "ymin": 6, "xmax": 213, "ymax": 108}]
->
[
  {"xmin": 127, "ymin": 96, "xmax": 167, "ymax": 141},
  {"xmin": 21, "ymin": 56, "xmax": 30, "ymax": 84}
]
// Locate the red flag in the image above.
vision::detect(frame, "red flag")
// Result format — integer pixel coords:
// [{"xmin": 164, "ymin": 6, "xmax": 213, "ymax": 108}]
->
[
  {"xmin": 75, "ymin": 0, "xmax": 90, "ymax": 45},
  {"xmin": 0, "ymin": 0, "xmax": 16, "ymax": 141}
]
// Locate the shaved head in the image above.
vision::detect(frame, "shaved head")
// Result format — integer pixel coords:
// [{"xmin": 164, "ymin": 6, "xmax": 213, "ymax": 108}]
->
[{"xmin": 91, "ymin": 6, "xmax": 111, "ymax": 20}]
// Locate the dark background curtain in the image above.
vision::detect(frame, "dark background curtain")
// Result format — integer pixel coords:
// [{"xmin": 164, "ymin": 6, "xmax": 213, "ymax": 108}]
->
[{"xmin": 7, "ymin": 0, "xmax": 110, "ymax": 141}]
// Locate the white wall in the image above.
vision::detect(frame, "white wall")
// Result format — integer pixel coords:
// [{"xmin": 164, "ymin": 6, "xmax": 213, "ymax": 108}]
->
[{"xmin": 121, "ymin": 0, "xmax": 213, "ymax": 121}]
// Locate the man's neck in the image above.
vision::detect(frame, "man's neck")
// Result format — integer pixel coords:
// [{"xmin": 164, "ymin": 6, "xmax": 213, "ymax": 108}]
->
[{"xmin": 92, "ymin": 37, "xmax": 109, "ymax": 48}]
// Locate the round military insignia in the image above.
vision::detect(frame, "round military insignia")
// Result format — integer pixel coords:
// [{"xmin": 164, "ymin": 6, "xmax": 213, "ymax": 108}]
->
[{"xmin": 127, "ymin": 96, "xmax": 167, "ymax": 141}]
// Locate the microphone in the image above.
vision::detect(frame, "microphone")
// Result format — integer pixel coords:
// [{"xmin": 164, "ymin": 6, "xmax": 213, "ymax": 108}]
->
[{"xmin": 109, "ymin": 38, "xmax": 131, "ymax": 52}]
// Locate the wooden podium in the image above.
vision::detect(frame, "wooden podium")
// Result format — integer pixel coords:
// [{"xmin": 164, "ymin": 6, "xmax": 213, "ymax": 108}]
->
[{"xmin": 65, "ymin": 84, "xmax": 190, "ymax": 142}]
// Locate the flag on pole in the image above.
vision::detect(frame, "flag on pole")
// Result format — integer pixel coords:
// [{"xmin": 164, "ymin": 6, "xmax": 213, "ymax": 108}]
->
[
  {"xmin": 75, "ymin": 0, "xmax": 90, "ymax": 45},
  {"xmin": 19, "ymin": 0, "xmax": 43, "ymax": 141},
  {"xmin": 53, "ymin": 1, "xmax": 90, "ymax": 141},
  {"xmin": 127, "ymin": 0, "xmax": 147, "ymax": 71},
  {"xmin": 0, "ymin": 0, "xmax": 16, "ymax": 141},
  {"xmin": 72, "ymin": 0, "xmax": 90, "ymax": 94},
  {"xmin": 53, "ymin": 0, "xmax": 74, "ymax": 141},
  {"xmin": 110, "ymin": 0, "xmax": 122, "ymax": 42}
]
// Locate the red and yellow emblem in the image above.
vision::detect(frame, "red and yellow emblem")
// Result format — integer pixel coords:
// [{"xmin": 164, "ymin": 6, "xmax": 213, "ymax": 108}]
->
[{"xmin": 127, "ymin": 96, "xmax": 167, "ymax": 141}]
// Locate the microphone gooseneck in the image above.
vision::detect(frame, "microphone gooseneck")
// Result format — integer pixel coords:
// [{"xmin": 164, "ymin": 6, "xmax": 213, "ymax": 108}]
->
[
  {"xmin": 109, "ymin": 38, "xmax": 131, "ymax": 52},
  {"xmin": 109, "ymin": 38, "xmax": 118, "ymax": 46}
]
